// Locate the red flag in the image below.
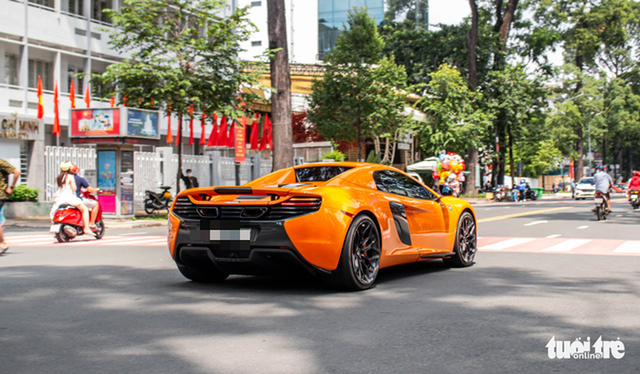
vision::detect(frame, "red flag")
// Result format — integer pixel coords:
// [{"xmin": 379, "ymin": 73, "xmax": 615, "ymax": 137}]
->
[
  {"xmin": 217, "ymin": 116, "xmax": 228, "ymax": 146},
  {"xmin": 199, "ymin": 106, "xmax": 207, "ymax": 146},
  {"xmin": 84, "ymin": 84, "xmax": 90, "ymax": 108},
  {"xmin": 188, "ymin": 104, "xmax": 194, "ymax": 146},
  {"xmin": 206, "ymin": 113, "xmax": 218, "ymax": 147},
  {"xmin": 235, "ymin": 116, "xmax": 247, "ymax": 162},
  {"xmin": 36, "ymin": 76, "xmax": 44, "ymax": 119},
  {"xmin": 250, "ymin": 113, "xmax": 260, "ymax": 149},
  {"xmin": 227, "ymin": 121, "xmax": 235, "ymax": 148},
  {"xmin": 166, "ymin": 107, "xmax": 173, "ymax": 144},
  {"xmin": 53, "ymin": 82, "xmax": 60, "ymax": 137},
  {"xmin": 109, "ymin": 96, "xmax": 115, "ymax": 108},
  {"xmin": 259, "ymin": 114, "xmax": 272, "ymax": 151},
  {"xmin": 175, "ymin": 113, "xmax": 181, "ymax": 144},
  {"xmin": 69, "ymin": 80, "xmax": 76, "ymax": 109}
]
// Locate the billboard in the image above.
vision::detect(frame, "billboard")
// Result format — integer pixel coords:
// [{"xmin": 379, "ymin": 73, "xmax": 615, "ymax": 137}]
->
[
  {"xmin": 71, "ymin": 109, "xmax": 120, "ymax": 137},
  {"xmin": 126, "ymin": 108, "xmax": 160, "ymax": 138}
]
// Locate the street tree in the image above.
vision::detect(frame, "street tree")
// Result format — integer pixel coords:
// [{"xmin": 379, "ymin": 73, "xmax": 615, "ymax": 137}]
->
[
  {"xmin": 96, "ymin": 0, "xmax": 259, "ymax": 191},
  {"xmin": 267, "ymin": 0, "xmax": 293, "ymax": 171},
  {"xmin": 308, "ymin": 8, "xmax": 411, "ymax": 162}
]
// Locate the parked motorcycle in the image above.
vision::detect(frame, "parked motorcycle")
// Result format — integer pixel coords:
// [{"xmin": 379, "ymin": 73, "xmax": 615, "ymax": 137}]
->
[
  {"xmin": 594, "ymin": 191, "xmax": 610, "ymax": 221},
  {"xmin": 629, "ymin": 190, "xmax": 640, "ymax": 210},
  {"xmin": 144, "ymin": 186, "xmax": 173, "ymax": 214},
  {"xmin": 493, "ymin": 186, "xmax": 506, "ymax": 202},
  {"xmin": 50, "ymin": 192, "xmax": 105, "ymax": 242}
]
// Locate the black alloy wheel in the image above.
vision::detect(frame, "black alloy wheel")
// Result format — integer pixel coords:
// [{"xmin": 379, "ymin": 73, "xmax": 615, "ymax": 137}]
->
[
  {"xmin": 334, "ymin": 215, "xmax": 381, "ymax": 291},
  {"xmin": 444, "ymin": 211, "xmax": 477, "ymax": 267}
]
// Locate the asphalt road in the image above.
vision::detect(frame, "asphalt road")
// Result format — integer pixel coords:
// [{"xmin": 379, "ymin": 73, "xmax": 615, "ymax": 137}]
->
[{"xmin": 1, "ymin": 202, "xmax": 639, "ymax": 373}]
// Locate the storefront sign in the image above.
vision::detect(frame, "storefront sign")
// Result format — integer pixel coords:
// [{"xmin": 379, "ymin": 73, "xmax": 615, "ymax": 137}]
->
[
  {"xmin": 0, "ymin": 116, "xmax": 41, "ymax": 140},
  {"xmin": 71, "ymin": 109, "xmax": 120, "ymax": 137}
]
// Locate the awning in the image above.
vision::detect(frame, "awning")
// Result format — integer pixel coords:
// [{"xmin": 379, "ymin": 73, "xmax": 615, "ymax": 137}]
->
[{"xmin": 406, "ymin": 157, "xmax": 438, "ymax": 172}]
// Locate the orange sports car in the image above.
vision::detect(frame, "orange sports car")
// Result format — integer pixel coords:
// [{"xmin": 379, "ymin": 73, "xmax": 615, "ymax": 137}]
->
[{"xmin": 167, "ymin": 162, "xmax": 477, "ymax": 290}]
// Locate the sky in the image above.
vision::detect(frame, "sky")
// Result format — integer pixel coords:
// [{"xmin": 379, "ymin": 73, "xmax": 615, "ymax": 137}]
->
[{"xmin": 429, "ymin": 0, "xmax": 471, "ymax": 26}]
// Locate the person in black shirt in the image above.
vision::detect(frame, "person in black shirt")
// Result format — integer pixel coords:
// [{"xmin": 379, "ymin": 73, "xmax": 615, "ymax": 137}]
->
[{"xmin": 181, "ymin": 169, "xmax": 199, "ymax": 190}]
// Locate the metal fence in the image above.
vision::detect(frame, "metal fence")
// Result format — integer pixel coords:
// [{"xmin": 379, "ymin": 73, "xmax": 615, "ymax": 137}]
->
[
  {"xmin": 44, "ymin": 146, "xmax": 97, "ymax": 201},
  {"xmin": 44, "ymin": 146, "xmax": 275, "ymax": 209}
]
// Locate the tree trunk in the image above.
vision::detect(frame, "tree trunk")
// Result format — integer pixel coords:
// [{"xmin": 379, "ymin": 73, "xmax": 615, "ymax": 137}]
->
[
  {"xmin": 508, "ymin": 125, "xmax": 515, "ymax": 188},
  {"xmin": 176, "ymin": 112, "xmax": 183, "ymax": 193},
  {"xmin": 499, "ymin": 0, "xmax": 519, "ymax": 49},
  {"xmin": 464, "ymin": 146, "xmax": 478, "ymax": 194},
  {"xmin": 464, "ymin": 0, "xmax": 479, "ymax": 195},
  {"xmin": 467, "ymin": 0, "xmax": 479, "ymax": 89},
  {"xmin": 268, "ymin": 0, "xmax": 293, "ymax": 171}
]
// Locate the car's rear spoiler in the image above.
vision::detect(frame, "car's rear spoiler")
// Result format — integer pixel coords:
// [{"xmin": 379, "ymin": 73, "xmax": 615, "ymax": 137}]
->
[{"xmin": 213, "ymin": 187, "xmax": 291, "ymax": 200}]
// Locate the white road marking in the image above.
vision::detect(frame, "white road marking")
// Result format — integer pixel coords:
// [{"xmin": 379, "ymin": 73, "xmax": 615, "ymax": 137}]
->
[
  {"xmin": 5, "ymin": 234, "xmax": 53, "ymax": 240},
  {"xmin": 479, "ymin": 238, "xmax": 535, "ymax": 250},
  {"xmin": 543, "ymin": 239, "xmax": 591, "ymax": 252},
  {"xmin": 524, "ymin": 220, "xmax": 548, "ymax": 226},
  {"xmin": 546, "ymin": 234, "xmax": 561, "ymax": 238},
  {"xmin": 613, "ymin": 241, "xmax": 640, "ymax": 253},
  {"xmin": 120, "ymin": 232, "xmax": 148, "ymax": 236},
  {"xmin": 577, "ymin": 226, "xmax": 589, "ymax": 229}
]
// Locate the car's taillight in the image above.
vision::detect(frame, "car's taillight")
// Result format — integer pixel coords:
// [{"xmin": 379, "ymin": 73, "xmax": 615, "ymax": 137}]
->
[{"xmin": 281, "ymin": 197, "xmax": 321, "ymax": 206}]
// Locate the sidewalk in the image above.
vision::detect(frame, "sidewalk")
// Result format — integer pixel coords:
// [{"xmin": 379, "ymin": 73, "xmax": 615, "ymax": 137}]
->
[{"xmin": 4, "ymin": 217, "xmax": 167, "ymax": 229}]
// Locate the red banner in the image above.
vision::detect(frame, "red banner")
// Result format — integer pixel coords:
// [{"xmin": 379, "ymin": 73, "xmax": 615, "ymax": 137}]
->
[
  {"xmin": 235, "ymin": 116, "xmax": 247, "ymax": 163},
  {"xmin": 70, "ymin": 108, "xmax": 120, "ymax": 137}
]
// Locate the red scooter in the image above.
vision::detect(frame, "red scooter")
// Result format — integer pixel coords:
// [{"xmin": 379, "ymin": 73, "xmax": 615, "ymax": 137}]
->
[{"xmin": 50, "ymin": 191, "xmax": 105, "ymax": 242}]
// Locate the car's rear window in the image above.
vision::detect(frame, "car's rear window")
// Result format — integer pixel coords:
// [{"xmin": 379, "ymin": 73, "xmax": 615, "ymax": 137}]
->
[
  {"xmin": 580, "ymin": 178, "xmax": 594, "ymax": 184},
  {"xmin": 295, "ymin": 166, "xmax": 353, "ymax": 182}
]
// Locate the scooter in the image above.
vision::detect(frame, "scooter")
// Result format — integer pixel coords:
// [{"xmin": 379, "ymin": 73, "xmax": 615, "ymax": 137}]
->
[
  {"xmin": 629, "ymin": 190, "xmax": 640, "ymax": 210},
  {"xmin": 50, "ymin": 191, "xmax": 105, "ymax": 242},
  {"xmin": 493, "ymin": 186, "xmax": 506, "ymax": 202},
  {"xmin": 144, "ymin": 186, "xmax": 173, "ymax": 214},
  {"xmin": 594, "ymin": 191, "xmax": 610, "ymax": 221},
  {"xmin": 518, "ymin": 185, "xmax": 537, "ymax": 201}
]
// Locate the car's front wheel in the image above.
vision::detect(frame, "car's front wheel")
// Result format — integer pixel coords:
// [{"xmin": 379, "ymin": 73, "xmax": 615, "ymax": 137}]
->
[
  {"xmin": 332, "ymin": 215, "xmax": 381, "ymax": 291},
  {"xmin": 444, "ymin": 211, "xmax": 477, "ymax": 267}
]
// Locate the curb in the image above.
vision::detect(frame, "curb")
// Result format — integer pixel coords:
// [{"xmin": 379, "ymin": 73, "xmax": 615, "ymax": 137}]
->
[{"xmin": 4, "ymin": 218, "xmax": 167, "ymax": 230}]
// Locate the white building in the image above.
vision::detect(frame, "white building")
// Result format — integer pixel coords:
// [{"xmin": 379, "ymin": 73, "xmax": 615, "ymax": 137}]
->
[{"xmin": 238, "ymin": 0, "xmax": 386, "ymax": 64}]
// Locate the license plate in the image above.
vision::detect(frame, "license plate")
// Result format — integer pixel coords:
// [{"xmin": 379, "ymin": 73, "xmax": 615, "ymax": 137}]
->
[
  {"xmin": 594, "ymin": 197, "xmax": 604, "ymax": 204},
  {"xmin": 631, "ymin": 195, "xmax": 638, "ymax": 200},
  {"xmin": 50, "ymin": 224, "xmax": 61, "ymax": 233},
  {"xmin": 208, "ymin": 229, "xmax": 251, "ymax": 241}
]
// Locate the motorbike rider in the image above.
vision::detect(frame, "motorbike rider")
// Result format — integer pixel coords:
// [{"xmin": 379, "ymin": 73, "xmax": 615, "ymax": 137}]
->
[
  {"xmin": 627, "ymin": 170, "xmax": 640, "ymax": 200},
  {"xmin": 593, "ymin": 164, "xmax": 613, "ymax": 212},
  {"xmin": 70, "ymin": 164, "xmax": 101, "ymax": 229},
  {"xmin": 517, "ymin": 179, "xmax": 527, "ymax": 201}
]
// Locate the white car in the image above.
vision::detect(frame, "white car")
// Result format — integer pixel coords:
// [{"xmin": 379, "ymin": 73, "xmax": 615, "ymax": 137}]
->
[{"xmin": 574, "ymin": 177, "xmax": 595, "ymax": 200}]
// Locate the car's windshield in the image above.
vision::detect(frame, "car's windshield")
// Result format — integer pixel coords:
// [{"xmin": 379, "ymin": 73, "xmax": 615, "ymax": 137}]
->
[
  {"xmin": 579, "ymin": 178, "xmax": 594, "ymax": 184},
  {"xmin": 295, "ymin": 166, "xmax": 353, "ymax": 182}
]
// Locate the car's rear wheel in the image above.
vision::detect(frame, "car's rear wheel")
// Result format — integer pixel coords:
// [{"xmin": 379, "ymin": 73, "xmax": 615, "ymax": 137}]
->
[
  {"xmin": 444, "ymin": 211, "xmax": 477, "ymax": 267},
  {"xmin": 177, "ymin": 264, "xmax": 229, "ymax": 283},
  {"xmin": 332, "ymin": 215, "xmax": 381, "ymax": 291}
]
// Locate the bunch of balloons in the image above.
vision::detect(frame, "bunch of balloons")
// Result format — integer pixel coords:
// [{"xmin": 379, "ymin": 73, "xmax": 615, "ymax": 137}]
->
[{"xmin": 433, "ymin": 152, "xmax": 466, "ymax": 183}]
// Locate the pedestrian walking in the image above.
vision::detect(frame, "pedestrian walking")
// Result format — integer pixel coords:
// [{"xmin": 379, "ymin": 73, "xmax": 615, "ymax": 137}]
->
[
  {"xmin": 0, "ymin": 159, "xmax": 21, "ymax": 254},
  {"xmin": 181, "ymin": 169, "xmax": 199, "ymax": 190}
]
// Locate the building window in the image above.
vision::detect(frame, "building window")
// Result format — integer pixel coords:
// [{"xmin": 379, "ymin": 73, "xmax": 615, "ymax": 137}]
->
[
  {"xmin": 3, "ymin": 54, "xmax": 19, "ymax": 86},
  {"xmin": 29, "ymin": 0, "xmax": 54, "ymax": 8},
  {"xmin": 67, "ymin": 66, "xmax": 83, "ymax": 93},
  {"xmin": 92, "ymin": 0, "xmax": 113, "ymax": 24},
  {"xmin": 251, "ymin": 1, "xmax": 261, "ymax": 6},
  {"xmin": 318, "ymin": 0, "xmax": 385, "ymax": 59},
  {"xmin": 28, "ymin": 60, "xmax": 52, "ymax": 91},
  {"xmin": 251, "ymin": 40, "xmax": 262, "ymax": 47},
  {"xmin": 67, "ymin": 0, "xmax": 84, "ymax": 16}
]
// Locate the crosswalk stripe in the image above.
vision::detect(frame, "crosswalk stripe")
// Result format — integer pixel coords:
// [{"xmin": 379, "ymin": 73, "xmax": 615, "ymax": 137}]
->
[
  {"xmin": 613, "ymin": 241, "xmax": 640, "ymax": 253},
  {"xmin": 62, "ymin": 236, "xmax": 156, "ymax": 246},
  {"xmin": 479, "ymin": 238, "xmax": 535, "ymax": 250},
  {"xmin": 543, "ymin": 239, "xmax": 591, "ymax": 252}
]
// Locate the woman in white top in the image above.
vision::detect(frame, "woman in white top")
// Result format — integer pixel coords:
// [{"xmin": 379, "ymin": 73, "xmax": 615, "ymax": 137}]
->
[{"xmin": 51, "ymin": 162, "xmax": 93, "ymax": 235}]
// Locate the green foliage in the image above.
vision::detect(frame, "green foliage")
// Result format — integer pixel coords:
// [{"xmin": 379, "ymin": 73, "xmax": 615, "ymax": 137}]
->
[
  {"xmin": 94, "ymin": 0, "xmax": 261, "ymax": 118},
  {"xmin": 8, "ymin": 185, "xmax": 38, "ymax": 202},
  {"xmin": 366, "ymin": 150, "xmax": 382, "ymax": 164},
  {"xmin": 321, "ymin": 150, "xmax": 346, "ymax": 162},
  {"xmin": 414, "ymin": 64, "xmax": 491, "ymax": 155},
  {"xmin": 308, "ymin": 8, "xmax": 412, "ymax": 159}
]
